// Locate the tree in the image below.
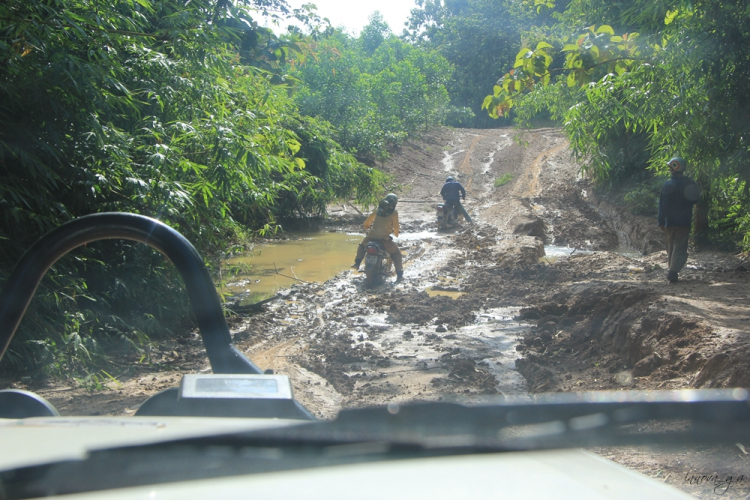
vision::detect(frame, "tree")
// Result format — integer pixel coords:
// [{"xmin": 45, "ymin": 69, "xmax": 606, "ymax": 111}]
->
[
  {"xmin": 484, "ymin": 0, "xmax": 750, "ymax": 250},
  {"xmin": 293, "ymin": 29, "xmax": 452, "ymax": 161},
  {"xmin": 0, "ymin": 0, "xmax": 385, "ymax": 377},
  {"xmin": 360, "ymin": 12, "xmax": 391, "ymax": 55},
  {"xmin": 406, "ymin": 0, "xmax": 530, "ymax": 127}
]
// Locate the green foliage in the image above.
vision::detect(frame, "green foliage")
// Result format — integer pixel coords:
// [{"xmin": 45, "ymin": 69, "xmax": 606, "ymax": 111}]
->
[
  {"xmin": 406, "ymin": 0, "xmax": 529, "ymax": 127},
  {"xmin": 482, "ymin": 26, "xmax": 640, "ymax": 118},
  {"xmin": 709, "ymin": 176, "xmax": 750, "ymax": 250},
  {"xmin": 483, "ymin": 0, "xmax": 750, "ymax": 250},
  {"xmin": 359, "ymin": 12, "xmax": 390, "ymax": 55},
  {"xmin": 0, "ymin": 0, "xmax": 385, "ymax": 378},
  {"xmin": 623, "ymin": 183, "xmax": 661, "ymax": 217},
  {"xmin": 292, "ymin": 23, "xmax": 452, "ymax": 161},
  {"xmin": 494, "ymin": 173, "xmax": 513, "ymax": 187},
  {"xmin": 444, "ymin": 106, "xmax": 476, "ymax": 126}
]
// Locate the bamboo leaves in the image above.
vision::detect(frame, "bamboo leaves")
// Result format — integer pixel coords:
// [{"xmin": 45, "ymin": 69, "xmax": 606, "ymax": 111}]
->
[
  {"xmin": 483, "ymin": 24, "xmax": 641, "ymax": 118},
  {"xmin": 0, "ymin": 0, "xmax": 387, "ymax": 378}
]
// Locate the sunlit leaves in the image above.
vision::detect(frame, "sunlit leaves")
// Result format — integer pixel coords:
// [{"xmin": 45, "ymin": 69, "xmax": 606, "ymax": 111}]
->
[
  {"xmin": 483, "ymin": 41, "xmax": 556, "ymax": 117},
  {"xmin": 531, "ymin": 0, "xmax": 556, "ymax": 14},
  {"xmin": 483, "ymin": 24, "xmax": 639, "ymax": 118}
]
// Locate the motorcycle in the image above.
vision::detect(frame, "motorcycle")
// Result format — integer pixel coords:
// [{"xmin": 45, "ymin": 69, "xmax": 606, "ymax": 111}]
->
[
  {"xmin": 436, "ymin": 201, "xmax": 461, "ymax": 231},
  {"xmin": 363, "ymin": 240, "xmax": 393, "ymax": 287}
]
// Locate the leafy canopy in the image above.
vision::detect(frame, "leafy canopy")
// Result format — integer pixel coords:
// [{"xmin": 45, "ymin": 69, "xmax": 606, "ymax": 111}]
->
[
  {"xmin": 484, "ymin": 0, "xmax": 750, "ymax": 250},
  {"xmin": 0, "ymin": 0, "xmax": 386, "ymax": 377},
  {"xmin": 406, "ymin": 0, "xmax": 531, "ymax": 127},
  {"xmin": 292, "ymin": 16, "xmax": 453, "ymax": 161}
]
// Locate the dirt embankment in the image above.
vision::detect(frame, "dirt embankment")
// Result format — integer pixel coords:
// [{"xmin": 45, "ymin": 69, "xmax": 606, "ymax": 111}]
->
[{"xmin": 587, "ymin": 190, "xmax": 664, "ymax": 255}]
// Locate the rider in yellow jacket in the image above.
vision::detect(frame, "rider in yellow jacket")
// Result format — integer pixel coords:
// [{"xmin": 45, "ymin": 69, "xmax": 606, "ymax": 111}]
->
[{"xmin": 351, "ymin": 194, "xmax": 404, "ymax": 282}]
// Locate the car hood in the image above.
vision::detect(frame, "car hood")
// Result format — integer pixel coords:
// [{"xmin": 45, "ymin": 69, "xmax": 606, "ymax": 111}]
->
[
  {"xmin": 37, "ymin": 448, "xmax": 693, "ymax": 500},
  {"xmin": 0, "ymin": 416, "xmax": 302, "ymax": 470}
]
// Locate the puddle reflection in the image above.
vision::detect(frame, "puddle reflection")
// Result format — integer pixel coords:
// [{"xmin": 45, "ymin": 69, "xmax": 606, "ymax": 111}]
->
[
  {"xmin": 222, "ymin": 232, "xmax": 360, "ymax": 304},
  {"xmin": 425, "ymin": 287, "xmax": 466, "ymax": 299}
]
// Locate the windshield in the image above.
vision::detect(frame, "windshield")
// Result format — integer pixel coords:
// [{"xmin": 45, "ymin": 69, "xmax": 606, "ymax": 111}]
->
[{"xmin": 1, "ymin": 0, "xmax": 749, "ymax": 499}]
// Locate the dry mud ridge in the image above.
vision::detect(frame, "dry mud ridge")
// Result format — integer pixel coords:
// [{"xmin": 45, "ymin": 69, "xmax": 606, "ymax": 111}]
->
[{"xmin": 7, "ymin": 127, "xmax": 750, "ymax": 498}]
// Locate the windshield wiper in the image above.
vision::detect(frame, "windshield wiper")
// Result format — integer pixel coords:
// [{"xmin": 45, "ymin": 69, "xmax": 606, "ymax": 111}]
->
[{"xmin": 3, "ymin": 389, "xmax": 750, "ymax": 498}]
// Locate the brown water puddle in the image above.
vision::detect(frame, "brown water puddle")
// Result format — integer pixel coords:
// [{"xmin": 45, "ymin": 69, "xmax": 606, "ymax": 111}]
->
[
  {"xmin": 222, "ymin": 232, "xmax": 361, "ymax": 304},
  {"xmin": 425, "ymin": 287, "xmax": 466, "ymax": 299}
]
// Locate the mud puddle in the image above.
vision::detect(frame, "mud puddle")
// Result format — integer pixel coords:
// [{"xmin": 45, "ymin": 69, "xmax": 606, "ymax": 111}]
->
[
  {"xmin": 540, "ymin": 245, "xmax": 584, "ymax": 264},
  {"xmin": 222, "ymin": 232, "xmax": 361, "ymax": 303},
  {"xmin": 540, "ymin": 244, "xmax": 640, "ymax": 265},
  {"xmin": 288, "ymin": 297, "xmax": 530, "ymax": 410},
  {"xmin": 425, "ymin": 287, "xmax": 466, "ymax": 299},
  {"xmin": 222, "ymin": 229, "xmax": 455, "ymax": 304}
]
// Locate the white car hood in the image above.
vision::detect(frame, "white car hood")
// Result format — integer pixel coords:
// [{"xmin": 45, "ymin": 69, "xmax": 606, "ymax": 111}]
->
[
  {"xmin": 0, "ymin": 417, "xmax": 694, "ymax": 500},
  {"xmin": 55, "ymin": 449, "xmax": 692, "ymax": 500},
  {"xmin": 0, "ymin": 416, "xmax": 301, "ymax": 470}
]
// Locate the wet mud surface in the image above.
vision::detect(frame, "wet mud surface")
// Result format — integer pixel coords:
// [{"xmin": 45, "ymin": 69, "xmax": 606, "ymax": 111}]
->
[{"xmin": 5, "ymin": 126, "xmax": 750, "ymax": 498}]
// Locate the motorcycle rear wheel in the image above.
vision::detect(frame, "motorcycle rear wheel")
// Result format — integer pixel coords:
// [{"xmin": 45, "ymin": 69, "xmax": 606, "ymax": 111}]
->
[{"xmin": 364, "ymin": 269, "xmax": 375, "ymax": 288}]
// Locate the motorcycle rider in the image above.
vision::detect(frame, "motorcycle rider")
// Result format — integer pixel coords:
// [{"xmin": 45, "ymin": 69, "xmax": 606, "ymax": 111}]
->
[
  {"xmin": 440, "ymin": 176, "xmax": 472, "ymax": 223},
  {"xmin": 351, "ymin": 193, "xmax": 404, "ymax": 282}
]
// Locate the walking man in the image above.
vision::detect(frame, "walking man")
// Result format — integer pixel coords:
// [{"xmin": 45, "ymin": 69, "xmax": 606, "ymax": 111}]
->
[
  {"xmin": 440, "ymin": 176, "xmax": 472, "ymax": 223},
  {"xmin": 658, "ymin": 156, "xmax": 700, "ymax": 283}
]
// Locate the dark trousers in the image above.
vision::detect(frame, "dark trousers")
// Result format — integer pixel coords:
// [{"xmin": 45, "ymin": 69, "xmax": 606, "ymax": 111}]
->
[
  {"xmin": 355, "ymin": 236, "xmax": 403, "ymax": 272},
  {"xmin": 445, "ymin": 199, "xmax": 472, "ymax": 222},
  {"xmin": 665, "ymin": 226, "xmax": 690, "ymax": 273}
]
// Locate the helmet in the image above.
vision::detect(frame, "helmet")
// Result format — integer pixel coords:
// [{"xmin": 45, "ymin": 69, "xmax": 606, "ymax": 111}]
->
[
  {"xmin": 668, "ymin": 156, "xmax": 687, "ymax": 172},
  {"xmin": 445, "ymin": 176, "xmax": 454, "ymax": 182},
  {"xmin": 377, "ymin": 194, "xmax": 398, "ymax": 217}
]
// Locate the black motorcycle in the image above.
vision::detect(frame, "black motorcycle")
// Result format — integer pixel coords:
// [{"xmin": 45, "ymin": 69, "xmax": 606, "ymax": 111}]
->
[
  {"xmin": 363, "ymin": 240, "xmax": 393, "ymax": 287},
  {"xmin": 436, "ymin": 202, "xmax": 460, "ymax": 231}
]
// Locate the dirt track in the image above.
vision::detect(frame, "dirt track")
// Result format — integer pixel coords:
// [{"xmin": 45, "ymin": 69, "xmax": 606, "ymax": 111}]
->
[{"xmin": 8, "ymin": 126, "xmax": 750, "ymax": 498}]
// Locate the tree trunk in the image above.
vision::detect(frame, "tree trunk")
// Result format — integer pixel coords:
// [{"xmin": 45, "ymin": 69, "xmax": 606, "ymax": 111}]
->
[{"xmin": 693, "ymin": 176, "xmax": 710, "ymax": 250}]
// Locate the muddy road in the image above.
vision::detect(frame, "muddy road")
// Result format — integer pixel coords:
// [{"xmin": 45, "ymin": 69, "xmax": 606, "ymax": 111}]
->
[{"xmin": 7, "ymin": 126, "xmax": 750, "ymax": 497}]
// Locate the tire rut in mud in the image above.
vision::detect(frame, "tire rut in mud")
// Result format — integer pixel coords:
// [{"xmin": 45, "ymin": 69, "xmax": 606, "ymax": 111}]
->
[
  {"xmin": 369, "ymin": 292, "xmax": 478, "ymax": 328},
  {"xmin": 290, "ymin": 284, "xmax": 505, "ymax": 400}
]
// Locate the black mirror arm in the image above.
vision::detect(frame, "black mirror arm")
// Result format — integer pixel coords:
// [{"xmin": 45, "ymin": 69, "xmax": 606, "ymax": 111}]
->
[{"xmin": 0, "ymin": 213, "xmax": 262, "ymax": 374}]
